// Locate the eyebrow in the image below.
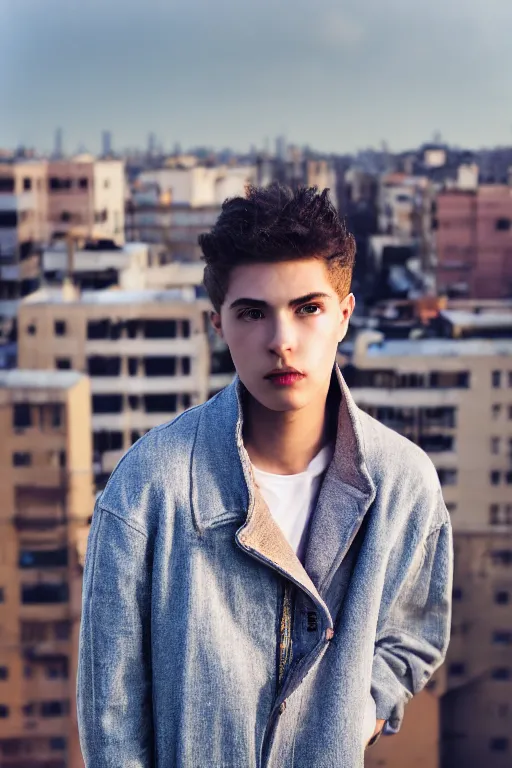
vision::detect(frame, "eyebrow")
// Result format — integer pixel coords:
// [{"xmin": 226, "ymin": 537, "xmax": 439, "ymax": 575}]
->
[{"xmin": 228, "ymin": 292, "xmax": 332, "ymax": 311}]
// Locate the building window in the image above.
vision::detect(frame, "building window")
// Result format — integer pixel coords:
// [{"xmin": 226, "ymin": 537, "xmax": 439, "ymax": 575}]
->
[
  {"xmin": 22, "ymin": 703, "xmax": 35, "ymax": 717},
  {"xmin": 143, "ymin": 320, "xmax": 177, "ymax": 339},
  {"xmin": 495, "ymin": 218, "xmax": 511, "ymax": 231},
  {"xmin": 22, "ymin": 177, "xmax": 32, "ymax": 191},
  {"xmin": 54, "ymin": 320, "xmax": 66, "ymax": 336},
  {"xmin": 182, "ymin": 357, "xmax": 191, "ymax": 375},
  {"xmin": 94, "ymin": 209, "xmax": 108, "ymax": 223},
  {"xmin": 492, "ymin": 404, "xmax": 502, "ymax": 419},
  {"xmin": 78, "ymin": 177, "xmax": 88, "ymax": 189},
  {"xmin": 0, "ymin": 667, "xmax": 8, "ymax": 680},
  {"xmin": 449, "ymin": 663, "xmax": 466, "ymax": 676},
  {"xmin": 509, "ymin": 405, "xmax": 512, "ymax": 420},
  {"xmin": 60, "ymin": 211, "xmax": 71, "ymax": 222},
  {"xmin": 87, "ymin": 356, "xmax": 121, "ymax": 376},
  {"xmin": 0, "ymin": 588, "xmax": 4, "ymax": 603},
  {"xmin": 128, "ymin": 395, "xmax": 139, "ymax": 410},
  {"xmin": 493, "ymin": 631, "xmax": 512, "ymax": 645},
  {"xmin": 182, "ymin": 320, "xmax": 191, "ymax": 338},
  {"xmin": 50, "ymin": 737, "xmax": 67, "ymax": 751},
  {"xmin": 491, "ymin": 437, "xmax": 501, "ymax": 455},
  {"xmin": 143, "ymin": 394, "xmax": 177, "ymax": 413},
  {"xmin": 40, "ymin": 700, "xmax": 69, "ymax": 717},
  {"xmin": 131, "ymin": 431, "xmax": 141, "ymax": 445},
  {"xmin": 438, "ymin": 468, "xmax": 457, "ymax": 486},
  {"xmin": 507, "ymin": 472, "xmax": 512, "ymax": 485},
  {"xmin": 56, "ymin": 358, "xmax": 71, "ymax": 370},
  {"xmin": 490, "ymin": 504, "xmax": 500, "ymax": 525},
  {"xmin": 21, "ymin": 584, "xmax": 69, "ymax": 604},
  {"xmin": 492, "ymin": 668, "xmax": 511, "ymax": 680},
  {"xmin": 21, "ymin": 621, "xmax": 50, "ymax": 642},
  {"xmin": 51, "ymin": 404, "xmax": 63, "ymax": 428},
  {"xmin": 27, "ymin": 323, "xmax": 36, "ymax": 335},
  {"xmin": 13, "ymin": 403, "xmax": 32, "ymax": 428},
  {"xmin": 0, "ymin": 705, "xmax": 9, "ymax": 718},
  {"xmin": 491, "ymin": 471, "xmax": 501, "ymax": 486},
  {"xmin": 144, "ymin": 356, "xmax": 176, "ymax": 376},
  {"xmin": 509, "ymin": 371, "xmax": 512, "ymax": 388},
  {"xmin": 496, "ymin": 591, "xmax": 510, "ymax": 605},
  {"xmin": 19, "ymin": 548, "xmax": 68, "ymax": 569},
  {"xmin": 54, "ymin": 620, "xmax": 71, "ymax": 640},
  {"xmin": 0, "ymin": 176, "xmax": 14, "ymax": 192},
  {"xmin": 12, "ymin": 452, "xmax": 32, "ymax": 467},
  {"xmin": 490, "ymin": 737, "xmax": 509, "ymax": 752},
  {"xmin": 453, "ymin": 587, "xmax": 463, "ymax": 601},
  {"xmin": 182, "ymin": 393, "xmax": 191, "ymax": 409},
  {"xmin": 491, "ymin": 551, "xmax": 512, "ymax": 566},
  {"xmin": 492, "ymin": 371, "xmax": 502, "ymax": 388},
  {"xmin": 92, "ymin": 395, "xmax": 123, "ymax": 414}
]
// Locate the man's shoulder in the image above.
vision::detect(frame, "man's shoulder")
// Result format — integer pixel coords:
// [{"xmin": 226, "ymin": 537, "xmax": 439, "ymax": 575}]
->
[
  {"xmin": 355, "ymin": 406, "xmax": 448, "ymax": 529},
  {"xmin": 97, "ymin": 397, "xmax": 217, "ymax": 531}
]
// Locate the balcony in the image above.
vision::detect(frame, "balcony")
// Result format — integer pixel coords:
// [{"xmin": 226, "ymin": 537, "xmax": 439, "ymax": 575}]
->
[
  {"xmin": 91, "ymin": 374, "xmax": 197, "ymax": 395},
  {"xmin": 85, "ymin": 337, "xmax": 197, "ymax": 356},
  {"xmin": 92, "ymin": 411, "xmax": 178, "ymax": 431}
]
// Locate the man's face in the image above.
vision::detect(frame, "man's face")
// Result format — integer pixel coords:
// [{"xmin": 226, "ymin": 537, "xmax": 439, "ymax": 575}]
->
[{"xmin": 211, "ymin": 259, "xmax": 354, "ymax": 412}]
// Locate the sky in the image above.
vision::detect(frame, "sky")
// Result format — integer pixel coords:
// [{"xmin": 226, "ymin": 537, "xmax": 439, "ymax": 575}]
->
[{"xmin": 1, "ymin": 0, "xmax": 512, "ymax": 156}]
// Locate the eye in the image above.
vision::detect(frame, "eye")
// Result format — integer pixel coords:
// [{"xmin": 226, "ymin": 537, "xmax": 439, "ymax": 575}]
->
[
  {"xmin": 297, "ymin": 303, "xmax": 322, "ymax": 316},
  {"xmin": 239, "ymin": 308, "xmax": 264, "ymax": 321}
]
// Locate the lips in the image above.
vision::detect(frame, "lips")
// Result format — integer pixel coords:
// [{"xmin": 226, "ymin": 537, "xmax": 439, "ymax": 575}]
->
[{"xmin": 265, "ymin": 372, "xmax": 306, "ymax": 386}]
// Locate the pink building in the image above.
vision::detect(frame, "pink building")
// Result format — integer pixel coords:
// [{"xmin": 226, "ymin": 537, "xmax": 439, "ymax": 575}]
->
[{"xmin": 436, "ymin": 186, "xmax": 512, "ymax": 299}]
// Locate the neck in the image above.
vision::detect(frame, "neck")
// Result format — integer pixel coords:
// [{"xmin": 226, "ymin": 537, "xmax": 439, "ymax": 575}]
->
[{"xmin": 243, "ymin": 378, "xmax": 337, "ymax": 475}]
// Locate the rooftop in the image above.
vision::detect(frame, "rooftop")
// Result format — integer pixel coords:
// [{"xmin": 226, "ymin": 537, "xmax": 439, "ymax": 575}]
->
[
  {"xmin": 440, "ymin": 309, "xmax": 512, "ymax": 329},
  {"xmin": 23, "ymin": 286, "xmax": 197, "ymax": 305},
  {"xmin": 0, "ymin": 369, "xmax": 85, "ymax": 390},
  {"xmin": 366, "ymin": 338, "xmax": 512, "ymax": 358}
]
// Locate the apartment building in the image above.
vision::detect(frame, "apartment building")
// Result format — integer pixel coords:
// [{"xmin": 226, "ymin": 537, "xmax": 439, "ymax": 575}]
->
[
  {"xmin": 435, "ymin": 185, "xmax": 512, "ymax": 299},
  {"xmin": 43, "ymin": 240, "xmax": 150, "ymax": 291},
  {"xmin": 343, "ymin": 318, "xmax": 512, "ymax": 767},
  {"xmin": 17, "ymin": 287, "xmax": 210, "ymax": 488},
  {"xmin": 0, "ymin": 369, "xmax": 93, "ymax": 768},
  {"xmin": 0, "ymin": 159, "xmax": 48, "ymax": 307},
  {"xmin": 47, "ymin": 156, "xmax": 125, "ymax": 246},
  {"xmin": 126, "ymin": 164, "xmax": 256, "ymax": 258}
]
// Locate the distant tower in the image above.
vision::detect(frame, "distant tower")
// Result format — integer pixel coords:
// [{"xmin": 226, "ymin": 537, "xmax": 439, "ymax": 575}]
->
[
  {"xmin": 148, "ymin": 132, "xmax": 156, "ymax": 157},
  {"xmin": 276, "ymin": 135, "xmax": 287, "ymax": 161},
  {"xmin": 53, "ymin": 128, "xmax": 63, "ymax": 158},
  {"xmin": 102, "ymin": 130, "xmax": 113, "ymax": 157}
]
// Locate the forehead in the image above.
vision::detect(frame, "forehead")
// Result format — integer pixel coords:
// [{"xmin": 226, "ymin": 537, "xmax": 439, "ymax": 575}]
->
[{"xmin": 224, "ymin": 259, "xmax": 336, "ymax": 304}]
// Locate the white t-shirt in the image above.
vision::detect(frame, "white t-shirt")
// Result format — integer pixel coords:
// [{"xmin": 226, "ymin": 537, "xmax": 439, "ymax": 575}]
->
[
  {"xmin": 252, "ymin": 444, "xmax": 377, "ymax": 746},
  {"xmin": 252, "ymin": 443, "xmax": 333, "ymax": 562}
]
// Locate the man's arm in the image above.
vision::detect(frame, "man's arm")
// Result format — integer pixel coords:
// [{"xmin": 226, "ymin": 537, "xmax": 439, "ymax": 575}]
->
[
  {"xmin": 370, "ymin": 507, "xmax": 453, "ymax": 733},
  {"xmin": 77, "ymin": 503, "xmax": 154, "ymax": 767}
]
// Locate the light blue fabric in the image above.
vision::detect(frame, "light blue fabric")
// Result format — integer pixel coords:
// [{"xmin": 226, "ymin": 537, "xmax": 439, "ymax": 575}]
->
[{"xmin": 77, "ymin": 366, "xmax": 453, "ymax": 767}]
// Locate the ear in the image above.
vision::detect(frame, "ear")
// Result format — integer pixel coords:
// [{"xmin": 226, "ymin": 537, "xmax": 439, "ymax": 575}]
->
[
  {"xmin": 210, "ymin": 311, "xmax": 224, "ymax": 339},
  {"xmin": 338, "ymin": 293, "xmax": 355, "ymax": 343}
]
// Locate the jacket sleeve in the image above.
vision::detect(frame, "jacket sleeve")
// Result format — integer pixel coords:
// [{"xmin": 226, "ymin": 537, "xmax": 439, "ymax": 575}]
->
[
  {"xmin": 77, "ymin": 503, "xmax": 154, "ymax": 767},
  {"xmin": 371, "ymin": 514, "xmax": 453, "ymax": 732}
]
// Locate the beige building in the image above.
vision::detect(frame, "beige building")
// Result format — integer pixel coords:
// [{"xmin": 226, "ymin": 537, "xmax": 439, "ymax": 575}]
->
[
  {"xmin": 47, "ymin": 156, "xmax": 125, "ymax": 246},
  {"xmin": 0, "ymin": 160, "xmax": 48, "ymax": 315},
  {"xmin": 17, "ymin": 286, "xmax": 210, "ymax": 488},
  {"xmin": 344, "ymin": 320, "xmax": 512, "ymax": 767},
  {"xmin": 0, "ymin": 369, "xmax": 93, "ymax": 768}
]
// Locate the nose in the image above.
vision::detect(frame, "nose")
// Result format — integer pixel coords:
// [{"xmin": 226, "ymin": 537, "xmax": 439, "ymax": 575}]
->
[{"xmin": 268, "ymin": 313, "xmax": 296, "ymax": 359}]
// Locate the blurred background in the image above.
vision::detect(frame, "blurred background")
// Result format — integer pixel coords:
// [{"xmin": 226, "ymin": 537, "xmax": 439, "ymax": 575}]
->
[{"xmin": 1, "ymin": 1, "xmax": 512, "ymax": 766}]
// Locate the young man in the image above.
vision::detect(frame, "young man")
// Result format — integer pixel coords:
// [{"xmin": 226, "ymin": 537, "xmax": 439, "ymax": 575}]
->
[{"xmin": 77, "ymin": 184, "xmax": 453, "ymax": 767}]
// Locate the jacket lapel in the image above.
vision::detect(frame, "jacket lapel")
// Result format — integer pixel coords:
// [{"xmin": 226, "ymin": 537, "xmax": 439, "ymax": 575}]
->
[{"xmin": 304, "ymin": 368, "xmax": 376, "ymax": 598}]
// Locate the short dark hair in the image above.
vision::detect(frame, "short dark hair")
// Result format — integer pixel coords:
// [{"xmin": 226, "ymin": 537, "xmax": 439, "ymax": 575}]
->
[{"xmin": 199, "ymin": 183, "xmax": 356, "ymax": 312}]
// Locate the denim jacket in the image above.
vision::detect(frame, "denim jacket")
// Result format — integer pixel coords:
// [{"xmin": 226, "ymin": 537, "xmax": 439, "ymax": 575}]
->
[{"xmin": 77, "ymin": 367, "xmax": 453, "ymax": 767}]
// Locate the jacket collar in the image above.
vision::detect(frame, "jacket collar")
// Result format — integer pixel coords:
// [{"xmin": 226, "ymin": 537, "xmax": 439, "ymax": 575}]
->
[{"xmin": 191, "ymin": 365, "xmax": 376, "ymax": 612}]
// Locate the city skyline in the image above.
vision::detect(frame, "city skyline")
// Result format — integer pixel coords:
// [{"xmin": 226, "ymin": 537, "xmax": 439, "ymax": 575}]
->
[{"xmin": 2, "ymin": 0, "xmax": 512, "ymax": 155}]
